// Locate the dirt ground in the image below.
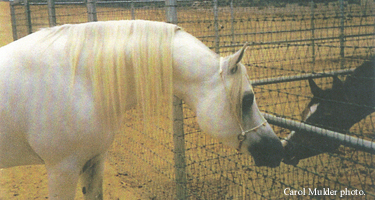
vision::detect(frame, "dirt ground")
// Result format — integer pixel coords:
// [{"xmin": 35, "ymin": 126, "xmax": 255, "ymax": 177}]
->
[
  {"xmin": 0, "ymin": 2, "xmax": 12, "ymax": 47},
  {"xmin": 0, "ymin": 2, "xmax": 374, "ymax": 199},
  {"xmin": 0, "ymin": 163, "xmax": 141, "ymax": 199}
]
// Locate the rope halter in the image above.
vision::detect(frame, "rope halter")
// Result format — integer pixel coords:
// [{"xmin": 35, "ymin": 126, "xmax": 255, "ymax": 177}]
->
[{"xmin": 219, "ymin": 57, "xmax": 268, "ymax": 152}]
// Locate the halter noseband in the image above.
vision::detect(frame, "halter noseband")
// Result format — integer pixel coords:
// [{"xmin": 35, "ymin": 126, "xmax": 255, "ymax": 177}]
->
[{"xmin": 219, "ymin": 57, "xmax": 268, "ymax": 152}]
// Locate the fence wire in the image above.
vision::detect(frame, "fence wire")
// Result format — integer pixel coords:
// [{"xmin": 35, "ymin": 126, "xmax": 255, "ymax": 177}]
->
[{"xmin": 5, "ymin": 0, "xmax": 375, "ymax": 199}]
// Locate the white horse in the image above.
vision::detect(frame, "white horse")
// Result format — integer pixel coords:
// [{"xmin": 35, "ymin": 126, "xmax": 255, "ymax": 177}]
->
[{"xmin": 0, "ymin": 20, "xmax": 283, "ymax": 199}]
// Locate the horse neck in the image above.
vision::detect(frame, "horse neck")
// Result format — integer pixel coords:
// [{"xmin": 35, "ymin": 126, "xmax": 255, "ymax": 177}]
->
[
  {"xmin": 345, "ymin": 64, "xmax": 375, "ymax": 106},
  {"xmin": 172, "ymin": 31, "xmax": 219, "ymax": 111},
  {"xmin": 322, "ymin": 96, "xmax": 374, "ymax": 131},
  {"xmin": 329, "ymin": 61, "xmax": 375, "ymax": 129},
  {"xmin": 343, "ymin": 67, "xmax": 375, "ymax": 124}
]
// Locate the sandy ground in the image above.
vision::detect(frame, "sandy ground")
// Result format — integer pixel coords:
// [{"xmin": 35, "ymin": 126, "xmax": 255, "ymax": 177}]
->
[
  {"xmin": 0, "ymin": 2, "xmax": 374, "ymax": 199},
  {"xmin": 0, "ymin": 2, "xmax": 12, "ymax": 47},
  {"xmin": 0, "ymin": 163, "xmax": 141, "ymax": 199}
]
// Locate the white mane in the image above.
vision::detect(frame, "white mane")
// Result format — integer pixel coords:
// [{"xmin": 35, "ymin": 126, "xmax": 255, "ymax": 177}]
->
[{"xmin": 41, "ymin": 20, "xmax": 180, "ymax": 131}]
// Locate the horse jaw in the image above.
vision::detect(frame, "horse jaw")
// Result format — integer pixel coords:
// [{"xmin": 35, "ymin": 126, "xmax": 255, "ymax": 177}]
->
[{"xmin": 192, "ymin": 94, "xmax": 284, "ymax": 168}]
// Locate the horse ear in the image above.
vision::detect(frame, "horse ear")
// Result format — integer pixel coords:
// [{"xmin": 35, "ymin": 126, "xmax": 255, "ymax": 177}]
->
[
  {"xmin": 308, "ymin": 78, "xmax": 323, "ymax": 97},
  {"xmin": 332, "ymin": 76, "xmax": 343, "ymax": 91},
  {"xmin": 229, "ymin": 43, "xmax": 248, "ymax": 66}
]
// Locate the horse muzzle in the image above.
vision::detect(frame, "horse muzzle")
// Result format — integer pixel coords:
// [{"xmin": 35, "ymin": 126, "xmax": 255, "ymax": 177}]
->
[{"xmin": 246, "ymin": 128, "xmax": 284, "ymax": 168}]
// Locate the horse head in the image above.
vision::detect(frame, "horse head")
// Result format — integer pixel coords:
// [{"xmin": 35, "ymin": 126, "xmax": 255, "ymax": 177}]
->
[
  {"xmin": 173, "ymin": 32, "xmax": 283, "ymax": 167},
  {"xmin": 282, "ymin": 77, "xmax": 344, "ymax": 165},
  {"xmin": 282, "ymin": 57, "xmax": 375, "ymax": 165}
]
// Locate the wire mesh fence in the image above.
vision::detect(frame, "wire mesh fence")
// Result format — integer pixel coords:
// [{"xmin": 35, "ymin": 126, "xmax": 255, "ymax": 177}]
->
[{"xmin": 5, "ymin": 0, "xmax": 375, "ymax": 199}]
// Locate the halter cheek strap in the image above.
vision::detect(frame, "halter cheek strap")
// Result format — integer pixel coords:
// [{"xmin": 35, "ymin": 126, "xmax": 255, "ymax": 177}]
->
[{"xmin": 219, "ymin": 57, "xmax": 268, "ymax": 152}]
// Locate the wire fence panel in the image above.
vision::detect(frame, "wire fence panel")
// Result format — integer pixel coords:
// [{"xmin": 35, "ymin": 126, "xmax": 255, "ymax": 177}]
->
[{"xmin": 5, "ymin": 0, "xmax": 375, "ymax": 199}]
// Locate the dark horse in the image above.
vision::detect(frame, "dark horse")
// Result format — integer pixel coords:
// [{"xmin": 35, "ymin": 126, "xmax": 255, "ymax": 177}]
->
[{"xmin": 282, "ymin": 56, "xmax": 375, "ymax": 165}]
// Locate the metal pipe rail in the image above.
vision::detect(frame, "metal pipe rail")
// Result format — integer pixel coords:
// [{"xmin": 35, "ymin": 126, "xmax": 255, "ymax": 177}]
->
[
  {"xmin": 263, "ymin": 113, "xmax": 375, "ymax": 155},
  {"xmin": 251, "ymin": 68, "xmax": 355, "ymax": 86},
  {"xmin": 198, "ymin": 30, "xmax": 375, "ymax": 43}
]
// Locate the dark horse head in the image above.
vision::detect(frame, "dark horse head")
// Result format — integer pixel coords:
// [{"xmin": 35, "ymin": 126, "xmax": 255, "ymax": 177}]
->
[{"xmin": 282, "ymin": 57, "xmax": 375, "ymax": 165}]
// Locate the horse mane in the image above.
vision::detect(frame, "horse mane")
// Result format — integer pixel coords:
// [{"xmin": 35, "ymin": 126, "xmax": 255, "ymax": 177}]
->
[
  {"xmin": 233, "ymin": 65, "xmax": 244, "ymax": 125},
  {"xmin": 42, "ymin": 20, "xmax": 180, "ymax": 131},
  {"xmin": 228, "ymin": 63, "xmax": 244, "ymax": 125}
]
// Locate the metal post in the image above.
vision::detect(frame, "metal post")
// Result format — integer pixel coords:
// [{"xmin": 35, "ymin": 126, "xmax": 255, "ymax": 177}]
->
[
  {"xmin": 86, "ymin": 0, "xmax": 97, "ymax": 22},
  {"xmin": 166, "ymin": 1, "xmax": 186, "ymax": 199},
  {"xmin": 165, "ymin": 0, "xmax": 177, "ymax": 24},
  {"xmin": 173, "ymin": 96, "xmax": 187, "ymax": 200},
  {"xmin": 131, "ymin": 0, "xmax": 135, "ymax": 20},
  {"xmin": 310, "ymin": 0, "xmax": 315, "ymax": 69},
  {"xmin": 47, "ymin": 0, "xmax": 56, "ymax": 27},
  {"xmin": 10, "ymin": 1, "xmax": 18, "ymax": 40},
  {"xmin": 213, "ymin": 0, "xmax": 220, "ymax": 53},
  {"xmin": 24, "ymin": 0, "xmax": 32, "ymax": 34},
  {"xmin": 339, "ymin": 0, "xmax": 345, "ymax": 69},
  {"xmin": 230, "ymin": 0, "xmax": 234, "ymax": 45},
  {"xmin": 373, "ymin": 1, "xmax": 375, "ymax": 43}
]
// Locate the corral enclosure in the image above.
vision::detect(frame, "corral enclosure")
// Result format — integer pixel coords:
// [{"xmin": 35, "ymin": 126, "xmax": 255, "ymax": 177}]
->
[{"xmin": 3, "ymin": 0, "xmax": 375, "ymax": 199}]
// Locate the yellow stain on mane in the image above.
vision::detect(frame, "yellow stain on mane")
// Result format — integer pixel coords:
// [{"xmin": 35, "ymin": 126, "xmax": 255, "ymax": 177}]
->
[
  {"xmin": 48, "ymin": 20, "xmax": 179, "ymax": 132},
  {"xmin": 227, "ymin": 66, "xmax": 244, "ymax": 125}
]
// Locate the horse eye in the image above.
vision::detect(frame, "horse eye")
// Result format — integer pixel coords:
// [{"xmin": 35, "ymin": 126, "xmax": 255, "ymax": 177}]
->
[
  {"xmin": 230, "ymin": 65, "xmax": 238, "ymax": 74},
  {"xmin": 242, "ymin": 93, "xmax": 254, "ymax": 113}
]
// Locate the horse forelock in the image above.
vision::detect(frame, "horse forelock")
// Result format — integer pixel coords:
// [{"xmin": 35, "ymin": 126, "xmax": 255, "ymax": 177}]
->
[
  {"xmin": 54, "ymin": 20, "xmax": 179, "ymax": 131},
  {"xmin": 233, "ymin": 68, "xmax": 245, "ymax": 124}
]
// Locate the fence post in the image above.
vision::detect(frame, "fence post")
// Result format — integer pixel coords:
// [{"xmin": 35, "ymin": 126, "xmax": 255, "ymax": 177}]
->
[
  {"xmin": 9, "ymin": 1, "xmax": 18, "ymax": 40},
  {"xmin": 310, "ymin": 0, "xmax": 315, "ymax": 69},
  {"xmin": 165, "ymin": 0, "xmax": 177, "ymax": 24},
  {"xmin": 230, "ymin": 0, "xmax": 234, "ymax": 45},
  {"xmin": 130, "ymin": 0, "xmax": 135, "ymax": 20},
  {"xmin": 86, "ymin": 0, "xmax": 97, "ymax": 22},
  {"xmin": 213, "ymin": 0, "xmax": 220, "ymax": 53},
  {"xmin": 166, "ymin": 1, "xmax": 187, "ymax": 199},
  {"xmin": 24, "ymin": 0, "xmax": 32, "ymax": 34},
  {"xmin": 339, "ymin": 0, "xmax": 345, "ymax": 69},
  {"xmin": 47, "ymin": 0, "xmax": 56, "ymax": 27},
  {"xmin": 172, "ymin": 96, "xmax": 187, "ymax": 200}
]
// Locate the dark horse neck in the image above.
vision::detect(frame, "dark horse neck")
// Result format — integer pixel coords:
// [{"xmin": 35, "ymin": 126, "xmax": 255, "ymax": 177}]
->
[{"xmin": 341, "ymin": 58, "xmax": 375, "ymax": 130}]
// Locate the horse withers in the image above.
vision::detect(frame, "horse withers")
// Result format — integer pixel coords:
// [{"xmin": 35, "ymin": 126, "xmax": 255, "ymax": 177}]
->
[
  {"xmin": 0, "ymin": 20, "xmax": 283, "ymax": 199},
  {"xmin": 282, "ymin": 57, "xmax": 375, "ymax": 165}
]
